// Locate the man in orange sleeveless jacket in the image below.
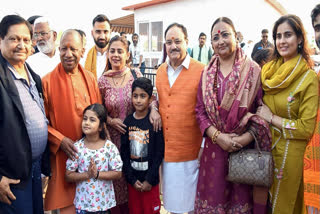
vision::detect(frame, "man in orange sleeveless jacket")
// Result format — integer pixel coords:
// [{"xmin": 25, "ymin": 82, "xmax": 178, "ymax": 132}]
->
[{"xmin": 156, "ymin": 23, "xmax": 205, "ymax": 214}]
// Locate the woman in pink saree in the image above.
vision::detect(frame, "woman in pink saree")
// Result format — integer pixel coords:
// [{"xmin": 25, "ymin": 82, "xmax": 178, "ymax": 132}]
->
[{"xmin": 194, "ymin": 17, "xmax": 271, "ymax": 214}]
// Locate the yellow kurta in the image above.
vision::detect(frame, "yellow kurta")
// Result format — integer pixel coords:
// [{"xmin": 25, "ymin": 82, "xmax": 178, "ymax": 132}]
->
[{"xmin": 262, "ymin": 56, "xmax": 318, "ymax": 214}]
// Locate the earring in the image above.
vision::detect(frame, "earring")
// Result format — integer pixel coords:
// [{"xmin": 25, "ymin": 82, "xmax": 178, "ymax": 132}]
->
[{"xmin": 298, "ymin": 43, "xmax": 302, "ymax": 50}]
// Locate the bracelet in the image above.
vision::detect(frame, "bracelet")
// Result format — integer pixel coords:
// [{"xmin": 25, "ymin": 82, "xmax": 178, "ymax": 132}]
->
[
  {"xmin": 213, "ymin": 131, "xmax": 221, "ymax": 143},
  {"xmin": 94, "ymin": 171, "xmax": 99, "ymax": 181},
  {"xmin": 152, "ymin": 105, "xmax": 158, "ymax": 111},
  {"xmin": 211, "ymin": 130, "xmax": 221, "ymax": 144},
  {"xmin": 270, "ymin": 114, "xmax": 274, "ymax": 125},
  {"xmin": 211, "ymin": 129, "xmax": 218, "ymax": 144}
]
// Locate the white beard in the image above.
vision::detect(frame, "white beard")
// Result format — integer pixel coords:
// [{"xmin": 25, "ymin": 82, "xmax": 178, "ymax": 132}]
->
[{"xmin": 37, "ymin": 37, "xmax": 55, "ymax": 54}]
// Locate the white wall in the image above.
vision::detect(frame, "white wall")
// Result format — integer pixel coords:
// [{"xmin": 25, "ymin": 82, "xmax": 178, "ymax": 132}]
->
[{"xmin": 133, "ymin": 0, "xmax": 282, "ymax": 61}]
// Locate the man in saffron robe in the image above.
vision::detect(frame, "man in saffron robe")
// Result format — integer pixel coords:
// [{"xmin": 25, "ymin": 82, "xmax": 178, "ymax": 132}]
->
[
  {"xmin": 42, "ymin": 29, "xmax": 101, "ymax": 214},
  {"xmin": 85, "ymin": 14, "xmax": 111, "ymax": 79}
]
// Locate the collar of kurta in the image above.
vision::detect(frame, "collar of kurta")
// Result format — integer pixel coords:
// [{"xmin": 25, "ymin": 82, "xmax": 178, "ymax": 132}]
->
[
  {"xmin": 50, "ymin": 63, "xmax": 99, "ymax": 109},
  {"xmin": 166, "ymin": 53, "xmax": 190, "ymax": 71}
]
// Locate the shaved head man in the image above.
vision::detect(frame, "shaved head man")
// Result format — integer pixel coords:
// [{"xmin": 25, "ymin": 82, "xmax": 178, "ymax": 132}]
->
[{"xmin": 42, "ymin": 29, "xmax": 101, "ymax": 213}]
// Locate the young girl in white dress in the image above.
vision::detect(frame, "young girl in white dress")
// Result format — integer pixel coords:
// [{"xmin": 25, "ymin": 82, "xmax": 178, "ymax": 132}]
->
[{"xmin": 65, "ymin": 103, "xmax": 123, "ymax": 214}]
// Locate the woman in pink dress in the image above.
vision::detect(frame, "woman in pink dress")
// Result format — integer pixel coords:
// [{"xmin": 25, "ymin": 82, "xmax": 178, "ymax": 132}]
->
[
  {"xmin": 194, "ymin": 17, "xmax": 271, "ymax": 214},
  {"xmin": 98, "ymin": 35, "xmax": 160, "ymax": 214}
]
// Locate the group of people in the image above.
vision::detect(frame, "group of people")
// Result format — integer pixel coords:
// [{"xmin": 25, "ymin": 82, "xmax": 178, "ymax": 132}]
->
[{"xmin": 0, "ymin": 4, "xmax": 320, "ymax": 214}]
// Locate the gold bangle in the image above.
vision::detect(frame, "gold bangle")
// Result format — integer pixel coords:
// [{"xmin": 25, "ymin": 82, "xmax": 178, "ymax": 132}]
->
[
  {"xmin": 211, "ymin": 129, "xmax": 218, "ymax": 144},
  {"xmin": 212, "ymin": 131, "xmax": 221, "ymax": 143}
]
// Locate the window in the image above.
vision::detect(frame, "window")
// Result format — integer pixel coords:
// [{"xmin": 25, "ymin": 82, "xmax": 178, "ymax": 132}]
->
[
  {"xmin": 139, "ymin": 21, "xmax": 163, "ymax": 52},
  {"xmin": 139, "ymin": 23, "xmax": 149, "ymax": 52},
  {"xmin": 151, "ymin": 22, "xmax": 163, "ymax": 52},
  {"xmin": 138, "ymin": 21, "xmax": 163, "ymax": 68}
]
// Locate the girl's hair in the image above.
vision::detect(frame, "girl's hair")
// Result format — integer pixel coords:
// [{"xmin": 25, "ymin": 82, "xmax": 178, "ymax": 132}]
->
[
  {"xmin": 106, "ymin": 35, "xmax": 130, "ymax": 70},
  {"xmin": 132, "ymin": 77, "xmax": 153, "ymax": 97},
  {"xmin": 252, "ymin": 48, "xmax": 273, "ymax": 67},
  {"xmin": 272, "ymin": 14, "xmax": 313, "ymax": 67},
  {"xmin": 83, "ymin": 103, "xmax": 107, "ymax": 140}
]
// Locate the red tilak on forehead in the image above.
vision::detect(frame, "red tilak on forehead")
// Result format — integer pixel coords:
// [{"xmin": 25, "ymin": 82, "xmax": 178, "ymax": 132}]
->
[
  {"xmin": 66, "ymin": 43, "xmax": 70, "ymax": 48},
  {"xmin": 171, "ymin": 37, "xmax": 175, "ymax": 40},
  {"xmin": 218, "ymin": 30, "xmax": 221, "ymax": 34}
]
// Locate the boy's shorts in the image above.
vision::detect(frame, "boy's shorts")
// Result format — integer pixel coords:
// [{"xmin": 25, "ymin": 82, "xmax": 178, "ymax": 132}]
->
[{"xmin": 128, "ymin": 183, "xmax": 161, "ymax": 214}]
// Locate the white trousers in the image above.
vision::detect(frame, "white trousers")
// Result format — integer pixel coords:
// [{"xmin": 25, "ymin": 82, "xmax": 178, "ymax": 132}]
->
[{"xmin": 162, "ymin": 159, "xmax": 199, "ymax": 213}]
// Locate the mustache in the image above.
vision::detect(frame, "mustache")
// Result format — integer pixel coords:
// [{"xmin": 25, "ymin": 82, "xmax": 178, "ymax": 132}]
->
[{"xmin": 170, "ymin": 49, "xmax": 180, "ymax": 53}]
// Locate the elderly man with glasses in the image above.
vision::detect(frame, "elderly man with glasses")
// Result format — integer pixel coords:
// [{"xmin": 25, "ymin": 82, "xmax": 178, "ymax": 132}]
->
[
  {"xmin": 27, "ymin": 17, "xmax": 60, "ymax": 77},
  {"xmin": 0, "ymin": 14, "xmax": 50, "ymax": 214}
]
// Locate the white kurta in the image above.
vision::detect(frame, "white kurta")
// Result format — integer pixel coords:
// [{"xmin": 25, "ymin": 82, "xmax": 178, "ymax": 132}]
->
[
  {"xmin": 96, "ymin": 51, "xmax": 107, "ymax": 79},
  {"xmin": 161, "ymin": 54, "xmax": 199, "ymax": 213},
  {"xmin": 27, "ymin": 48, "xmax": 60, "ymax": 77}
]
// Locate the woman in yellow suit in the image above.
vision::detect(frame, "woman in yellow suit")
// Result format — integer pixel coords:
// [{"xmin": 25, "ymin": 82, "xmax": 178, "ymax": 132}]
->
[{"xmin": 257, "ymin": 14, "xmax": 318, "ymax": 214}]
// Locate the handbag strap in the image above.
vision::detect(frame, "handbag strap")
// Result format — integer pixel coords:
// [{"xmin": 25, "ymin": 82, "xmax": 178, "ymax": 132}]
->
[{"xmin": 248, "ymin": 129, "xmax": 262, "ymax": 153}]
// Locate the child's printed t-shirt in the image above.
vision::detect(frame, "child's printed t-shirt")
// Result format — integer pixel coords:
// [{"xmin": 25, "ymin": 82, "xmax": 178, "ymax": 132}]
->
[
  {"xmin": 121, "ymin": 111, "xmax": 164, "ymax": 186},
  {"xmin": 66, "ymin": 138, "xmax": 123, "ymax": 212}
]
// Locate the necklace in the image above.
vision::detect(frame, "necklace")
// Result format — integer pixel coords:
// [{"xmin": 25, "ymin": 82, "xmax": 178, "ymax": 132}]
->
[{"xmin": 112, "ymin": 73, "xmax": 127, "ymax": 86}]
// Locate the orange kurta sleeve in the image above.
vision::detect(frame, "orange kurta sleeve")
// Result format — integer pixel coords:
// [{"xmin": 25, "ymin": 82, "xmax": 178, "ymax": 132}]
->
[{"xmin": 42, "ymin": 74, "xmax": 65, "ymax": 154}]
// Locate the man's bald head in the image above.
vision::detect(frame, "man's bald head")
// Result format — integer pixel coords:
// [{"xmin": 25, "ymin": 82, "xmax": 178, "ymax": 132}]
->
[
  {"xmin": 59, "ymin": 29, "xmax": 84, "ymax": 73},
  {"xmin": 60, "ymin": 29, "xmax": 83, "ymax": 46}
]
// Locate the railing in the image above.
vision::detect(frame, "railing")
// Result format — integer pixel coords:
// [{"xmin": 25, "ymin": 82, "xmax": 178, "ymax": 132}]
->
[
  {"xmin": 132, "ymin": 66, "xmax": 158, "ymax": 95},
  {"xmin": 142, "ymin": 66, "xmax": 157, "ymax": 87},
  {"xmin": 134, "ymin": 66, "xmax": 157, "ymax": 96}
]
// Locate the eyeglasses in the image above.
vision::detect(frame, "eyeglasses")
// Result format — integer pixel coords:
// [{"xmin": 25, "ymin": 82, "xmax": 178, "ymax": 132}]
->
[
  {"xmin": 33, "ymin": 31, "xmax": 52, "ymax": 38},
  {"xmin": 262, "ymin": 36, "xmax": 268, "ymax": 38}
]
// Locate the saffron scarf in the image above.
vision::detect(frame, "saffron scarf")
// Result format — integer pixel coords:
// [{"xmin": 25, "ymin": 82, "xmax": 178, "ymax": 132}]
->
[
  {"xmin": 261, "ymin": 54, "xmax": 309, "ymax": 95},
  {"xmin": 85, "ymin": 46, "xmax": 97, "ymax": 78},
  {"xmin": 304, "ymin": 72, "xmax": 320, "ymax": 213},
  {"xmin": 50, "ymin": 63, "xmax": 101, "ymax": 121}
]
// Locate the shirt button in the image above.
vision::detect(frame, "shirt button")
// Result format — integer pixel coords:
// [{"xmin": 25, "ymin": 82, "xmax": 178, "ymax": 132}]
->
[
  {"xmin": 166, "ymin": 128, "xmax": 168, "ymax": 130},
  {"xmin": 169, "ymin": 93, "xmax": 171, "ymax": 96},
  {"xmin": 168, "ymin": 105, "xmax": 170, "ymax": 107},
  {"xmin": 166, "ymin": 116, "xmax": 169, "ymax": 119}
]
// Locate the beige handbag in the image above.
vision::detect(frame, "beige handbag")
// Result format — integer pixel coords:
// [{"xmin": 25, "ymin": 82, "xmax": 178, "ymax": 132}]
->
[{"xmin": 227, "ymin": 130, "xmax": 273, "ymax": 187}]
